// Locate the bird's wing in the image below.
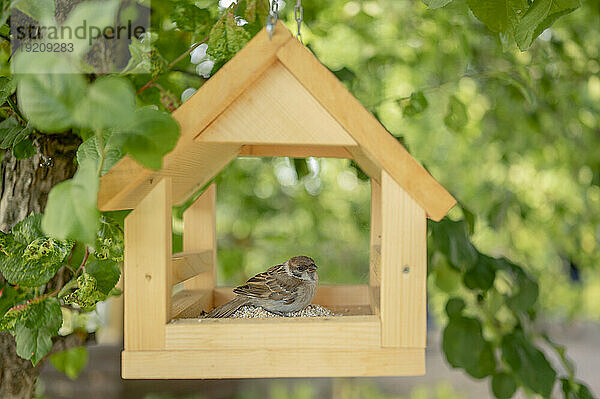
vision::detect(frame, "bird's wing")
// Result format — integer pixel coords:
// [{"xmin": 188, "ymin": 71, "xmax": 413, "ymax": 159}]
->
[{"xmin": 233, "ymin": 264, "xmax": 301, "ymax": 304}]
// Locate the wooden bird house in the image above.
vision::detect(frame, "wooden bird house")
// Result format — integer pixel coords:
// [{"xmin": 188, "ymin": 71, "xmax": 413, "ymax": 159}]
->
[{"xmin": 98, "ymin": 23, "xmax": 456, "ymax": 379}]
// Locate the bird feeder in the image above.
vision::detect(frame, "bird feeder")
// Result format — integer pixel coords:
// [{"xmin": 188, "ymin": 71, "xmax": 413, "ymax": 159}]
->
[{"xmin": 98, "ymin": 23, "xmax": 456, "ymax": 379}]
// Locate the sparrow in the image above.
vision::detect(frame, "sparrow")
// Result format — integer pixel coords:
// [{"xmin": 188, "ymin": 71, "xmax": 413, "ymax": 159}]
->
[{"xmin": 205, "ymin": 256, "xmax": 319, "ymax": 318}]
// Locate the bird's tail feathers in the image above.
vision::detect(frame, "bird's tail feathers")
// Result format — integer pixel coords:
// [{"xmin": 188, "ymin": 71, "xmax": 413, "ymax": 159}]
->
[{"xmin": 205, "ymin": 296, "xmax": 249, "ymax": 318}]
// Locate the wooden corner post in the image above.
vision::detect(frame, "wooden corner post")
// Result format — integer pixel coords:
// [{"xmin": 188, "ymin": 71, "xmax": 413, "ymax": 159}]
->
[
  {"xmin": 123, "ymin": 177, "xmax": 173, "ymax": 351},
  {"xmin": 380, "ymin": 171, "xmax": 427, "ymax": 348},
  {"xmin": 369, "ymin": 179, "xmax": 382, "ymax": 315},
  {"xmin": 182, "ymin": 183, "xmax": 217, "ymax": 309}
]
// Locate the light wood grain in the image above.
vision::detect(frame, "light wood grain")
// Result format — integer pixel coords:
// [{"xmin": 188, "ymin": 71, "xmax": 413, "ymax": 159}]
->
[
  {"xmin": 380, "ymin": 171, "xmax": 427, "ymax": 348},
  {"xmin": 98, "ymin": 23, "xmax": 292, "ymax": 211},
  {"xmin": 370, "ymin": 179, "xmax": 382, "ymax": 315},
  {"xmin": 123, "ymin": 178, "xmax": 172, "ymax": 351},
  {"xmin": 122, "ymin": 347, "xmax": 425, "ymax": 378},
  {"xmin": 239, "ymin": 145, "xmax": 353, "ymax": 158},
  {"xmin": 213, "ymin": 284, "xmax": 371, "ymax": 308},
  {"xmin": 197, "ymin": 61, "xmax": 356, "ymax": 146},
  {"xmin": 171, "ymin": 251, "xmax": 213, "ymax": 286},
  {"xmin": 166, "ymin": 315, "xmax": 380, "ymax": 350},
  {"xmin": 171, "ymin": 289, "xmax": 212, "ymax": 319},
  {"xmin": 276, "ymin": 39, "xmax": 456, "ymax": 221},
  {"xmin": 347, "ymin": 147, "xmax": 381, "ymax": 183},
  {"xmin": 182, "ymin": 184, "xmax": 216, "ymax": 297}
]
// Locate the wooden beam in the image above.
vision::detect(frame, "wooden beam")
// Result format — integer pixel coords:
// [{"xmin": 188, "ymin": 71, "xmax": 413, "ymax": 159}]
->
[
  {"xmin": 370, "ymin": 179, "xmax": 382, "ymax": 315},
  {"xmin": 171, "ymin": 251, "xmax": 213, "ymax": 286},
  {"xmin": 380, "ymin": 171, "xmax": 427, "ymax": 348},
  {"xmin": 171, "ymin": 289, "xmax": 212, "ymax": 319},
  {"xmin": 347, "ymin": 146, "xmax": 381, "ymax": 183},
  {"xmin": 181, "ymin": 184, "xmax": 217, "ymax": 309},
  {"xmin": 239, "ymin": 145, "xmax": 353, "ymax": 158},
  {"xmin": 123, "ymin": 178, "xmax": 172, "ymax": 351},
  {"xmin": 122, "ymin": 347, "xmax": 425, "ymax": 378},
  {"xmin": 197, "ymin": 62, "xmax": 356, "ymax": 146},
  {"xmin": 167, "ymin": 316, "xmax": 380, "ymax": 350},
  {"xmin": 276, "ymin": 39, "xmax": 456, "ymax": 221}
]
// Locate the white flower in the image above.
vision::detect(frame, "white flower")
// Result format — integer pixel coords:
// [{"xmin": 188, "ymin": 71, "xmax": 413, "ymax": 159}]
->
[
  {"xmin": 190, "ymin": 43, "xmax": 208, "ymax": 64},
  {"xmin": 236, "ymin": 17, "xmax": 248, "ymax": 26},
  {"xmin": 181, "ymin": 88, "xmax": 197, "ymax": 103},
  {"xmin": 196, "ymin": 60, "xmax": 215, "ymax": 78}
]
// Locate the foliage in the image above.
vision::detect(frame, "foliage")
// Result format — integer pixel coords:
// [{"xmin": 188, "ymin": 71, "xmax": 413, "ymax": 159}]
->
[
  {"xmin": 0, "ymin": 213, "xmax": 123, "ymax": 366},
  {"xmin": 0, "ymin": 0, "xmax": 596, "ymax": 396}
]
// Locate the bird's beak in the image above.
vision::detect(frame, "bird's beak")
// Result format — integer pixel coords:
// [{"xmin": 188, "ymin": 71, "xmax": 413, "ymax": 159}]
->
[{"xmin": 308, "ymin": 264, "xmax": 318, "ymax": 272}]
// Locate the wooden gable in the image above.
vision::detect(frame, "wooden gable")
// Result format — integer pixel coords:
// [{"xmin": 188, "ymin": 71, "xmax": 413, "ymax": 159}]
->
[{"xmin": 98, "ymin": 22, "xmax": 455, "ymax": 220}]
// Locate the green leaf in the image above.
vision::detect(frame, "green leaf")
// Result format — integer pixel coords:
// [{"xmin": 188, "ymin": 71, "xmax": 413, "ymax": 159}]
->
[
  {"xmin": 42, "ymin": 160, "xmax": 100, "ymax": 245},
  {"xmin": 507, "ymin": 270, "xmax": 538, "ymax": 312},
  {"xmin": 0, "ymin": 76, "xmax": 16, "ymax": 105},
  {"xmin": 74, "ymin": 77, "xmax": 136, "ymax": 131},
  {"xmin": 94, "ymin": 216, "xmax": 124, "ymax": 262},
  {"xmin": 463, "ymin": 253, "xmax": 497, "ymax": 291},
  {"xmin": 434, "ymin": 261, "xmax": 462, "ymax": 293},
  {"xmin": 12, "ymin": 298, "xmax": 62, "ymax": 365},
  {"xmin": 63, "ymin": 273, "xmax": 106, "ymax": 310},
  {"xmin": 445, "ymin": 297, "xmax": 466, "ymax": 317},
  {"xmin": 0, "ymin": 117, "xmax": 33, "ymax": 150},
  {"xmin": 11, "ymin": 213, "xmax": 44, "ymax": 244},
  {"xmin": 501, "ymin": 331, "xmax": 557, "ymax": 397},
  {"xmin": 514, "ymin": 0, "xmax": 580, "ymax": 50},
  {"xmin": 401, "ymin": 92, "xmax": 429, "ymax": 117},
  {"xmin": 465, "ymin": 341, "xmax": 496, "ymax": 379},
  {"xmin": 49, "ymin": 346, "xmax": 88, "ymax": 380},
  {"xmin": 422, "ymin": 0, "xmax": 454, "ymax": 9},
  {"xmin": 207, "ymin": 9, "xmax": 251, "ymax": 64},
  {"xmin": 443, "ymin": 315, "xmax": 486, "ymax": 370},
  {"xmin": 122, "ymin": 33, "xmax": 156, "ymax": 75},
  {"xmin": 13, "ymin": 0, "xmax": 55, "ymax": 21},
  {"xmin": 465, "ymin": 0, "xmax": 528, "ymax": 33},
  {"xmin": 17, "ymin": 69, "xmax": 87, "ymax": 132},
  {"xmin": 240, "ymin": 0, "xmax": 269, "ymax": 23},
  {"xmin": 0, "ymin": 237, "xmax": 71, "ymax": 287},
  {"xmin": 12, "ymin": 139, "xmax": 36, "ymax": 160},
  {"xmin": 170, "ymin": 0, "xmax": 212, "ymax": 38},
  {"xmin": 492, "ymin": 372, "xmax": 518, "ymax": 399},
  {"xmin": 113, "ymin": 107, "xmax": 180, "ymax": 170},
  {"xmin": 431, "ymin": 219, "xmax": 478, "ymax": 270},
  {"xmin": 85, "ymin": 259, "xmax": 120, "ymax": 295},
  {"xmin": 0, "ymin": 284, "xmax": 28, "ymax": 318},
  {"xmin": 444, "ymin": 95, "xmax": 469, "ymax": 132},
  {"xmin": 77, "ymin": 131, "xmax": 123, "ymax": 176}
]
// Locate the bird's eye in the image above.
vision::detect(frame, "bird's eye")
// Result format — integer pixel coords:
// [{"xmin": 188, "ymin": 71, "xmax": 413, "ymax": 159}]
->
[{"xmin": 298, "ymin": 265, "xmax": 306, "ymax": 271}]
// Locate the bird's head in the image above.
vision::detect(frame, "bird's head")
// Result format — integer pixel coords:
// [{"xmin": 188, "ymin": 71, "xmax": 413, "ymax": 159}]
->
[{"xmin": 286, "ymin": 256, "xmax": 318, "ymax": 282}]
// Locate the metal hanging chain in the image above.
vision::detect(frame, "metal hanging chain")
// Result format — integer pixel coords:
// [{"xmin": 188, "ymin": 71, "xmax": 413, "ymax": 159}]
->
[
  {"xmin": 294, "ymin": 0, "xmax": 304, "ymax": 43},
  {"xmin": 266, "ymin": 0, "xmax": 279, "ymax": 40}
]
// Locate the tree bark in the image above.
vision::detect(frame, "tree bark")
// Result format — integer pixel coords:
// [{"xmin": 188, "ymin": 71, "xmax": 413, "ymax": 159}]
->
[{"xmin": 0, "ymin": 133, "xmax": 81, "ymax": 399}]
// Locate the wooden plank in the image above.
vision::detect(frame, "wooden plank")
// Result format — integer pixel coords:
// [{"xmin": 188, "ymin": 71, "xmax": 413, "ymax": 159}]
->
[
  {"xmin": 123, "ymin": 178, "xmax": 172, "ymax": 351},
  {"xmin": 370, "ymin": 179, "xmax": 382, "ymax": 315},
  {"xmin": 213, "ymin": 284, "xmax": 371, "ymax": 307},
  {"xmin": 239, "ymin": 145, "xmax": 353, "ymax": 158},
  {"xmin": 99, "ymin": 143, "xmax": 240, "ymax": 211},
  {"xmin": 197, "ymin": 61, "xmax": 356, "ymax": 146},
  {"xmin": 167, "ymin": 316, "xmax": 380, "ymax": 350},
  {"xmin": 99, "ymin": 23, "xmax": 292, "ymax": 211},
  {"xmin": 122, "ymin": 347, "xmax": 425, "ymax": 378},
  {"xmin": 347, "ymin": 146, "xmax": 381, "ymax": 183},
  {"xmin": 171, "ymin": 289, "xmax": 212, "ymax": 319},
  {"xmin": 276, "ymin": 39, "xmax": 456, "ymax": 221},
  {"xmin": 380, "ymin": 171, "xmax": 427, "ymax": 348},
  {"xmin": 171, "ymin": 251, "xmax": 213, "ymax": 286},
  {"xmin": 182, "ymin": 184, "xmax": 217, "ymax": 298}
]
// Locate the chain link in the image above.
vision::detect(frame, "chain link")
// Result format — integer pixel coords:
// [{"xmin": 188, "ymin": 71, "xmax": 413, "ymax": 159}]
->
[
  {"xmin": 294, "ymin": 0, "xmax": 304, "ymax": 43},
  {"xmin": 266, "ymin": 0, "xmax": 279, "ymax": 40}
]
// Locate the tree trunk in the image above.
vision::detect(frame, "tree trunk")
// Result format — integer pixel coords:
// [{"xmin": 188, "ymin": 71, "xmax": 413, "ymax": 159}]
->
[{"xmin": 0, "ymin": 133, "xmax": 81, "ymax": 399}]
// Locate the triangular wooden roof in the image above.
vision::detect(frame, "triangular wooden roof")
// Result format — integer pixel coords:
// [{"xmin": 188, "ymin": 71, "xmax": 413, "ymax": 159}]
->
[{"xmin": 98, "ymin": 22, "xmax": 456, "ymax": 221}]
